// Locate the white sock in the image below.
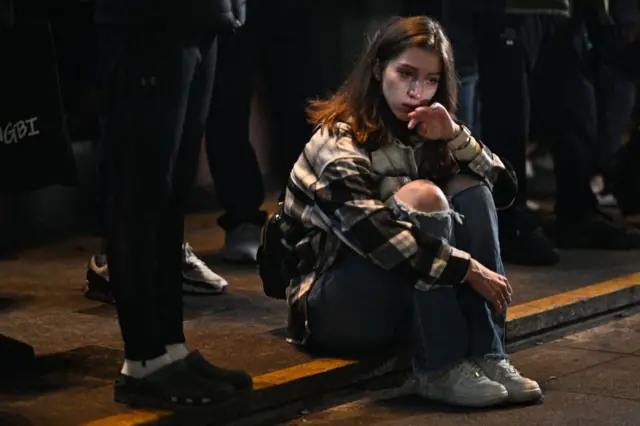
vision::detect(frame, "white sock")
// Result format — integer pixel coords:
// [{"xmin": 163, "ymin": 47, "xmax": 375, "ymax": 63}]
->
[
  {"xmin": 121, "ymin": 353, "xmax": 173, "ymax": 379},
  {"xmin": 165, "ymin": 343, "xmax": 189, "ymax": 362}
]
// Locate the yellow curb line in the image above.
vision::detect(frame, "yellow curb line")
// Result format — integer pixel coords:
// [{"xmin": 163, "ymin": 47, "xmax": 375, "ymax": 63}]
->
[
  {"xmin": 507, "ymin": 272, "xmax": 640, "ymax": 320},
  {"xmin": 83, "ymin": 273, "xmax": 640, "ymax": 426}
]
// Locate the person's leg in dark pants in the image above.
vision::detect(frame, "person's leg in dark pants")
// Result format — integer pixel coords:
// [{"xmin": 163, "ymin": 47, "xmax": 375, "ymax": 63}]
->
[
  {"xmin": 103, "ymin": 25, "xmax": 201, "ymax": 371},
  {"xmin": 474, "ymin": 13, "xmax": 559, "ymax": 266},
  {"xmin": 206, "ymin": 7, "xmax": 267, "ymax": 264},
  {"xmin": 535, "ymin": 18, "xmax": 600, "ymax": 225},
  {"xmin": 85, "ymin": 31, "xmax": 229, "ymax": 306},
  {"xmin": 83, "ymin": 130, "xmax": 114, "ymax": 304},
  {"xmin": 86, "ymin": 140, "xmax": 229, "ymax": 303},
  {"xmin": 262, "ymin": 0, "xmax": 325, "ymax": 181},
  {"xmin": 475, "ymin": 14, "xmax": 529, "ymax": 214},
  {"xmin": 594, "ymin": 64, "xmax": 636, "ymax": 176},
  {"xmin": 440, "ymin": 0, "xmax": 480, "ymax": 134},
  {"xmin": 101, "ymin": 26, "xmax": 249, "ymax": 409},
  {"xmin": 155, "ymin": 34, "xmax": 219, "ymax": 352},
  {"xmin": 535, "ymin": 16, "xmax": 640, "ymax": 249},
  {"xmin": 592, "ymin": 0, "xmax": 640, "ymax": 210}
]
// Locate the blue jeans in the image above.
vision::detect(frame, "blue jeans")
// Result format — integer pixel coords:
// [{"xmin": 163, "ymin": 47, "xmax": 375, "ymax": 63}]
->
[
  {"xmin": 457, "ymin": 71, "xmax": 481, "ymax": 137},
  {"xmin": 307, "ymin": 184, "xmax": 507, "ymax": 374}
]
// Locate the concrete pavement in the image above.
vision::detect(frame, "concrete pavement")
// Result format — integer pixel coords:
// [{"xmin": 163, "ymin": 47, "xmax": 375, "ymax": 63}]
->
[
  {"xmin": 0, "ymin": 209, "xmax": 638, "ymax": 426},
  {"xmin": 280, "ymin": 310, "xmax": 640, "ymax": 426}
]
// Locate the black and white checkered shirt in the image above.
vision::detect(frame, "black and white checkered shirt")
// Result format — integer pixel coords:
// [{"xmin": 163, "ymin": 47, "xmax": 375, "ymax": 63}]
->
[{"xmin": 282, "ymin": 123, "xmax": 517, "ymax": 344}]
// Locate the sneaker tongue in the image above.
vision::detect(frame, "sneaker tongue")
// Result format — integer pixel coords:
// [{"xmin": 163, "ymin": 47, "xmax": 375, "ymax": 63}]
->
[
  {"xmin": 497, "ymin": 360, "xmax": 518, "ymax": 375},
  {"xmin": 458, "ymin": 361, "xmax": 483, "ymax": 377}
]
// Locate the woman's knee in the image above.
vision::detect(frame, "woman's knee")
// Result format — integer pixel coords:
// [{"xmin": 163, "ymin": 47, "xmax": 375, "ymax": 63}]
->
[{"xmin": 395, "ymin": 180, "xmax": 449, "ymax": 213}]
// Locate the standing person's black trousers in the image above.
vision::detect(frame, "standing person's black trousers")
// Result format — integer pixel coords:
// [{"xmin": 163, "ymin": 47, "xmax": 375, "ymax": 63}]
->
[
  {"xmin": 99, "ymin": 26, "xmax": 217, "ymax": 361},
  {"xmin": 590, "ymin": 0, "xmax": 640, "ymax": 178},
  {"xmin": 472, "ymin": 12, "xmax": 561, "ymax": 265},
  {"xmin": 474, "ymin": 13, "xmax": 632, "ymax": 249},
  {"xmin": 205, "ymin": 11, "xmax": 266, "ymax": 234},
  {"xmin": 208, "ymin": 0, "xmax": 323, "ymax": 184},
  {"xmin": 205, "ymin": 0, "xmax": 323, "ymax": 232},
  {"xmin": 526, "ymin": 14, "xmax": 640, "ymax": 249},
  {"xmin": 532, "ymin": 17, "xmax": 601, "ymax": 224},
  {"xmin": 474, "ymin": 13, "xmax": 599, "ymax": 221}
]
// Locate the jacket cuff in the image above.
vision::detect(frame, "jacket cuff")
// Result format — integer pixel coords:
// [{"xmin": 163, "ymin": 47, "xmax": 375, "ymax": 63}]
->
[
  {"xmin": 448, "ymin": 126, "xmax": 482, "ymax": 161},
  {"xmin": 439, "ymin": 246, "xmax": 472, "ymax": 284}
]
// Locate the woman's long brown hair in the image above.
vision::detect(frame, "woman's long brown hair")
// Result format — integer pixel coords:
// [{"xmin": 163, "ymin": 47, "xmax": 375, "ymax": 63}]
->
[{"xmin": 306, "ymin": 16, "xmax": 458, "ymax": 150}]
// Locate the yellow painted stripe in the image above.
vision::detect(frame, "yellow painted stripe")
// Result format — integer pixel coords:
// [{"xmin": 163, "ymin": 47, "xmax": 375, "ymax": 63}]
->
[
  {"xmin": 507, "ymin": 272, "xmax": 640, "ymax": 321},
  {"xmin": 253, "ymin": 358, "xmax": 357, "ymax": 390},
  {"xmin": 83, "ymin": 359, "xmax": 357, "ymax": 426},
  {"xmin": 84, "ymin": 274, "xmax": 640, "ymax": 426},
  {"xmin": 83, "ymin": 411, "xmax": 172, "ymax": 426}
]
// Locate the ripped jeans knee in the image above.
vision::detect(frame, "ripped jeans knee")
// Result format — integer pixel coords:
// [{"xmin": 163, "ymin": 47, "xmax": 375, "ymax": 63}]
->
[{"xmin": 388, "ymin": 196, "xmax": 464, "ymax": 243}]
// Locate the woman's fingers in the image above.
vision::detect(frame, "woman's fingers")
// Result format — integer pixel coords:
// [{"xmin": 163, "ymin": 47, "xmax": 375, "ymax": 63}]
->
[{"xmin": 408, "ymin": 107, "xmax": 432, "ymax": 131}]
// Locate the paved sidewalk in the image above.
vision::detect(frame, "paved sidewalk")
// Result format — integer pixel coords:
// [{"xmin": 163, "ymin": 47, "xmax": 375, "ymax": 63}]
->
[
  {"xmin": 0, "ymin": 209, "xmax": 638, "ymax": 425},
  {"xmin": 282, "ymin": 310, "xmax": 640, "ymax": 426}
]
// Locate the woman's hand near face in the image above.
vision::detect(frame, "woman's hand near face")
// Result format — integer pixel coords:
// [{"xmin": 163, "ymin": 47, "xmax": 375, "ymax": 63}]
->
[{"xmin": 407, "ymin": 102, "xmax": 461, "ymax": 141}]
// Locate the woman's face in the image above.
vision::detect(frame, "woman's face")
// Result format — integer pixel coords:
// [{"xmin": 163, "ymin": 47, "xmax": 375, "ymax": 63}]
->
[{"xmin": 379, "ymin": 47, "xmax": 442, "ymax": 121}]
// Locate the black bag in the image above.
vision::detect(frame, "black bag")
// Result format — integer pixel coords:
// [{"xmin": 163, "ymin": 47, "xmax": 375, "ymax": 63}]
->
[
  {"xmin": 257, "ymin": 146, "xmax": 335, "ymax": 300},
  {"xmin": 257, "ymin": 200, "xmax": 292, "ymax": 300},
  {"xmin": 0, "ymin": 21, "xmax": 77, "ymax": 193}
]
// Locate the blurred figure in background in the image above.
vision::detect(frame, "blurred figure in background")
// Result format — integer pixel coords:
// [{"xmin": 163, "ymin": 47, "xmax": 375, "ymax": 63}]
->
[
  {"xmin": 205, "ymin": 0, "xmax": 325, "ymax": 264},
  {"xmin": 531, "ymin": 1, "xmax": 640, "ymax": 249}
]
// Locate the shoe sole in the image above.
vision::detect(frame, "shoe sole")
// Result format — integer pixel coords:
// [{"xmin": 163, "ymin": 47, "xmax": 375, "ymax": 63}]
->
[
  {"xmin": 182, "ymin": 285, "xmax": 227, "ymax": 295},
  {"xmin": 182, "ymin": 278, "xmax": 227, "ymax": 295},
  {"xmin": 451, "ymin": 391, "xmax": 509, "ymax": 408},
  {"xmin": 83, "ymin": 281, "xmax": 115, "ymax": 304},
  {"xmin": 508, "ymin": 387, "xmax": 543, "ymax": 404},
  {"xmin": 114, "ymin": 391, "xmax": 226, "ymax": 412}
]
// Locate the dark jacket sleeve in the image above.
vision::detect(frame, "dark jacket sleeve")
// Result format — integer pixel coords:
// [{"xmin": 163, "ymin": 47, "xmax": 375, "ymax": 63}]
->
[{"xmin": 94, "ymin": 0, "xmax": 246, "ymax": 33}]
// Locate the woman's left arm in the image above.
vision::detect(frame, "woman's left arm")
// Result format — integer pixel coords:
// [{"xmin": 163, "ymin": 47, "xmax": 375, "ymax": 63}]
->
[{"xmin": 447, "ymin": 124, "xmax": 518, "ymax": 209}]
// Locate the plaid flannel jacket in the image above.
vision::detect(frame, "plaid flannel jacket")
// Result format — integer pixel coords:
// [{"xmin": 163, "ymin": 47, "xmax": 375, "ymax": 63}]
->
[{"xmin": 282, "ymin": 123, "xmax": 517, "ymax": 344}]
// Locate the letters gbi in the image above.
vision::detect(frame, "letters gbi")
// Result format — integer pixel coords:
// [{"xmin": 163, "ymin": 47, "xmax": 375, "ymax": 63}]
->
[{"xmin": 0, "ymin": 117, "xmax": 40, "ymax": 145}]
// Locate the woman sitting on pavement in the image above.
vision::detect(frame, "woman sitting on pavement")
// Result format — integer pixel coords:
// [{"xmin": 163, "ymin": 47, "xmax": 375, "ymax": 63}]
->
[{"xmin": 281, "ymin": 16, "xmax": 542, "ymax": 408}]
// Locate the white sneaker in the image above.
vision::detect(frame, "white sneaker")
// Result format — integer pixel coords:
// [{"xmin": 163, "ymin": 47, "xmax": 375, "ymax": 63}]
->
[
  {"xmin": 182, "ymin": 243, "xmax": 228, "ymax": 294},
  {"xmin": 476, "ymin": 358, "xmax": 542, "ymax": 403},
  {"xmin": 416, "ymin": 360, "xmax": 509, "ymax": 407},
  {"xmin": 222, "ymin": 224, "xmax": 261, "ymax": 263}
]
